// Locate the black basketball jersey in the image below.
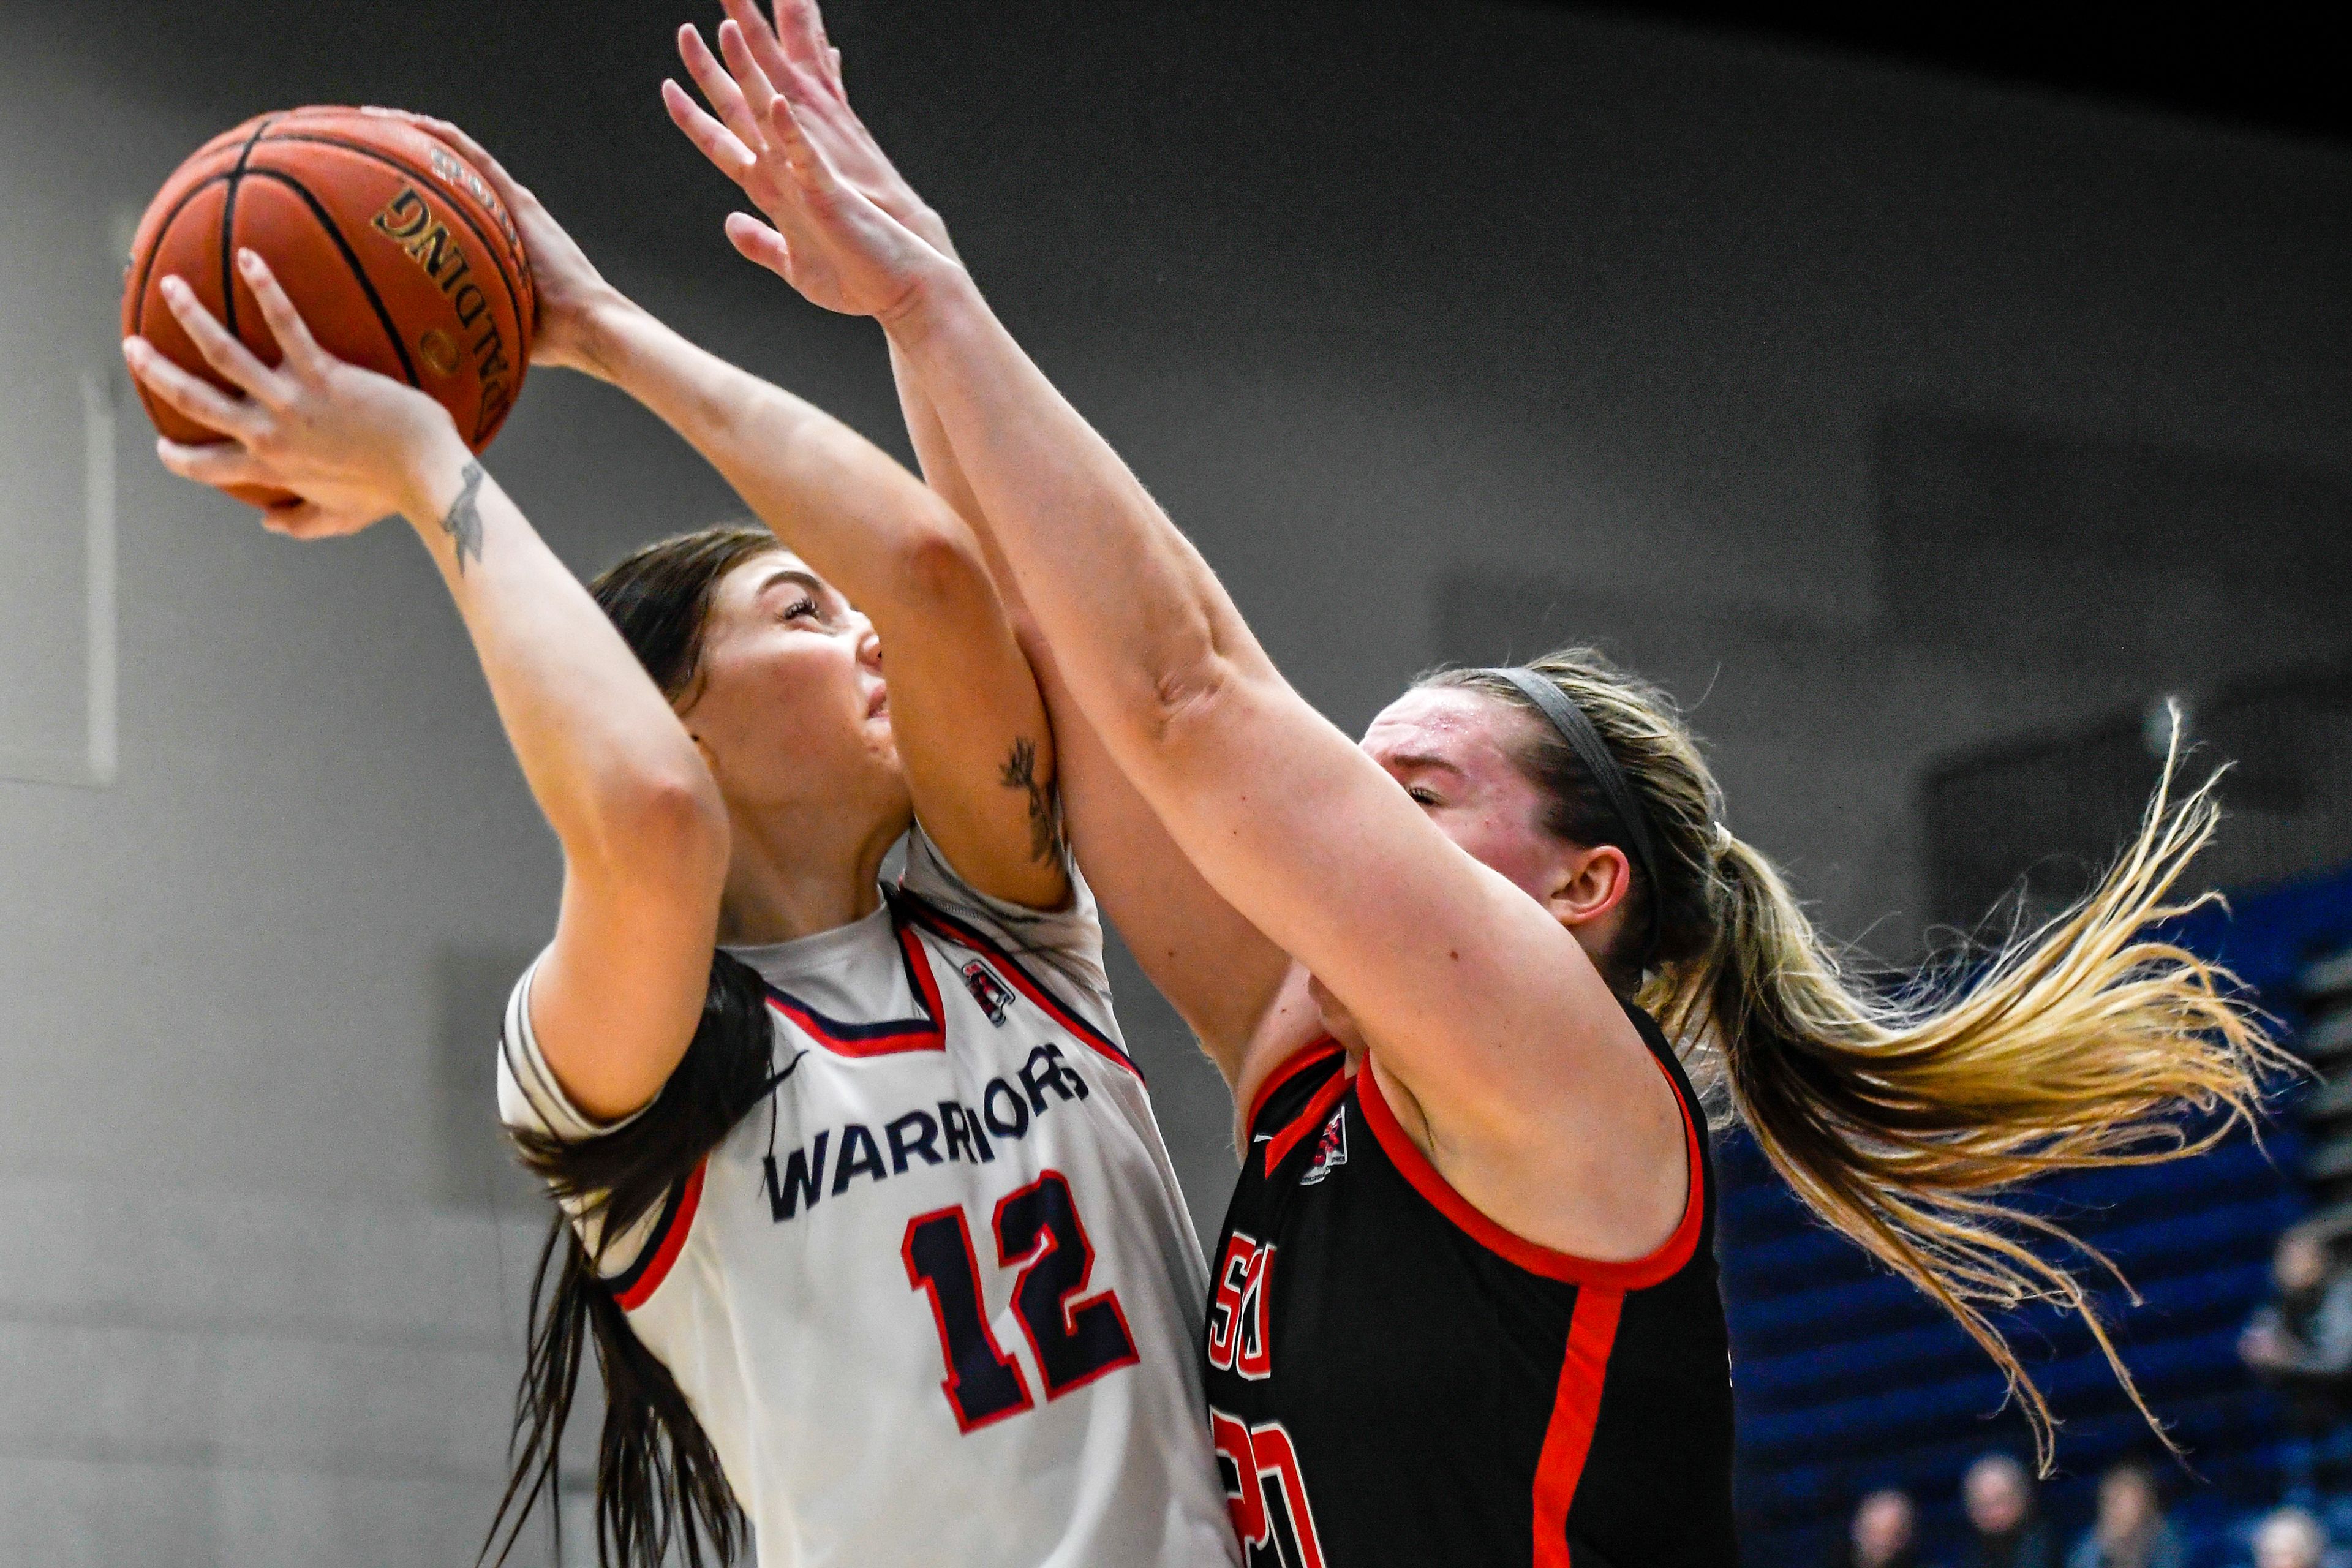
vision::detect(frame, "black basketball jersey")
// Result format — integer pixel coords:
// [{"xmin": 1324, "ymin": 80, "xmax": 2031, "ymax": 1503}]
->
[{"xmin": 1204, "ymin": 1001, "xmax": 1737, "ymax": 1567}]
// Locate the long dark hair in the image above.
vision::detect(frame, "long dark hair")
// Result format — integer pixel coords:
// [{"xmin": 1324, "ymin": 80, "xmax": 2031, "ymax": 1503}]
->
[{"xmin": 482, "ymin": 526, "xmax": 782, "ymax": 1567}]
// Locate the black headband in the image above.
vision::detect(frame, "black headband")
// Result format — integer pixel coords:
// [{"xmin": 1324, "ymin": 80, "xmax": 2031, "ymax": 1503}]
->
[{"xmin": 1477, "ymin": 667, "xmax": 1662, "ymax": 921}]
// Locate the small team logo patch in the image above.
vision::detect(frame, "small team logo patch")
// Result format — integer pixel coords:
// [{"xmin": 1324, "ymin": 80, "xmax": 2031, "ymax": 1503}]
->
[
  {"xmin": 960, "ymin": 960, "xmax": 1014, "ymax": 1027},
  {"xmin": 1298, "ymin": 1107, "xmax": 1348, "ymax": 1186}
]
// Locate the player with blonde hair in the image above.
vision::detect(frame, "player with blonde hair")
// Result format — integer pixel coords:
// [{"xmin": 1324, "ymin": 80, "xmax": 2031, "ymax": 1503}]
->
[{"xmin": 666, "ymin": 4, "xmax": 2282, "ymax": 1561}]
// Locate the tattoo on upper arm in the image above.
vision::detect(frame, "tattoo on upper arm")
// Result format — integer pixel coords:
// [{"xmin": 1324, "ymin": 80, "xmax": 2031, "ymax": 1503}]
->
[
  {"xmin": 1000, "ymin": 737, "xmax": 1066, "ymax": 869},
  {"xmin": 440, "ymin": 461, "xmax": 488, "ymax": 575}
]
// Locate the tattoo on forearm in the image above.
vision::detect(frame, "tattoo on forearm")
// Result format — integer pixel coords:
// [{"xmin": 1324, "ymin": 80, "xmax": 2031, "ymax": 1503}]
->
[
  {"xmin": 440, "ymin": 461, "xmax": 487, "ymax": 575},
  {"xmin": 1000, "ymin": 737, "xmax": 1066, "ymax": 869}
]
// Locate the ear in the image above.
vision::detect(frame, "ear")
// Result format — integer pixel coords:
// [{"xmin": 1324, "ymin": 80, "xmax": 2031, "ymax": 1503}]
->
[{"xmin": 1542, "ymin": 843, "xmax": 1632, "ymax": 931}]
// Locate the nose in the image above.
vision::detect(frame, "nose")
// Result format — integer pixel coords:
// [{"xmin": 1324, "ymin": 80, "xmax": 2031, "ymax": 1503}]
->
[{"xmin": 855, "ymin": 621, "xmax": 883, "ymax": 672}]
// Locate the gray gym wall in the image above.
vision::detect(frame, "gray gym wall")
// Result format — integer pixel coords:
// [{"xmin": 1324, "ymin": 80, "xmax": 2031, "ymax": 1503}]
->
[{"xmin": 1, "ymin": 1, "xmax": 2346, "ymax": 1562}]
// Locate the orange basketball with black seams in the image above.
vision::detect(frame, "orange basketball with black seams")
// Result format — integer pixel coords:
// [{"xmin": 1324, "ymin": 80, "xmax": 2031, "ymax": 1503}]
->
[{"xmin": 123, "ymin": 107, "xmax": 536, "ymax": 507}]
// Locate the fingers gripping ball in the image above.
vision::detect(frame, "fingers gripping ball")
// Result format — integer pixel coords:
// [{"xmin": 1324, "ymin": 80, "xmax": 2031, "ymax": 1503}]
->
[{"xmin": 122, "ymin": 107, "xmax": 535, "ymax": 507}]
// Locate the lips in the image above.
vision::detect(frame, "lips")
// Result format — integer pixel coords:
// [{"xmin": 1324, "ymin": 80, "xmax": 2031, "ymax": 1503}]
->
[{"xmin": 866, "ymin": 685, "xmax": 890, "ymax": 720}]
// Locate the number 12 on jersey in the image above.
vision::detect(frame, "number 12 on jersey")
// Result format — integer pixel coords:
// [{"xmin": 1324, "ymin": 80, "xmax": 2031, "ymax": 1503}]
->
[{"xmin": 902, "ymin": 1169, "xmax": 1141, "ymax": 1433}]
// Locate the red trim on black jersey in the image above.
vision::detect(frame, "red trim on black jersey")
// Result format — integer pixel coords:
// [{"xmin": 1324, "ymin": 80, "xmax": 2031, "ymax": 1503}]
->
[
  {"xmin": 1262, "ymin": 1070, "xmax": 1351, "ymax": 1178},
  {"xmin": 1244, "ymin": 1038, "xmax": 1346, "ymax": 1137},
  {"xmin": 611, "ymin": 1157, "xmax": 706, "ymax": 1311},
  {"xmin": 1355, "ymin": 1056, "xmax": 1704, "ymax": 1291},
  {"xmin": 762, "ymin": 912, "xmax": 949, "ymax": 1057},
  {"xmin": 1532, "ymin": 1286, "xmax": 1625, "ymax": 1567},
  {"xmin": 895, "ymin": 891, "xmax": 1142, "ymax": 1081}
]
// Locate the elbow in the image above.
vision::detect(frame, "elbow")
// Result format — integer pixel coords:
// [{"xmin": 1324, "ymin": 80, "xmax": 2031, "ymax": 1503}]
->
[
  {"xmin": 583, "ymin": 765, "xmax": 731, "ymax": 887},
  {"xmin": 1131, "ymin": 647, "xmax": 1245, "ymax": 760},
  {"xmin": 887, "ymin": 513, "xmax": 993, "ymax": 611}
]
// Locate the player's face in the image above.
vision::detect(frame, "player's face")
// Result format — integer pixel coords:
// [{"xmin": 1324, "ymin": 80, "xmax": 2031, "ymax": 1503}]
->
[
  {"xmin": 1299, "ymin": 687, "xmax": 1598, "ymax": 1048},
  {"xmin": 679, "ymin": 551, "xmax": 910, "ymax": 831},
  {"xmin": 1359, "ymin": 685, "xmax": 1575, "ymax": 903}
]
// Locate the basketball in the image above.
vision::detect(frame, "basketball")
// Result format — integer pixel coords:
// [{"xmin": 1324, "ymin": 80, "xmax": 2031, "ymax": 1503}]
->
[{"xmin": 122, "ymin": 107, "xmax": 535, "ymax": 507}]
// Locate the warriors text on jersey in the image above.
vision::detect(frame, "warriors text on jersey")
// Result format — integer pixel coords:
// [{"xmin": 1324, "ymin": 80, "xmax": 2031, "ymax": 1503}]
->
[
  {"xmin": 499, "ymin": 829, "xmax": 1239, "ymax": 1568},
  {"xmin": 1205, "ymin": 1001, "xmax": 1738, "ymax": 1567}
]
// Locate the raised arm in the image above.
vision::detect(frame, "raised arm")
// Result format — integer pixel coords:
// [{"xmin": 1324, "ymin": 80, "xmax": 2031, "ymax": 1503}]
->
[
  {"xmin": 401, "ymin": 111, "xmax": 1065, "ymax": 911},
  {"xmin": 665, "ymin": 22, "xmax": 1680, "ymax": 1254},
  {"xmin": 665, "ymin": 2, "xmax": 1295, "ymax": 1080},
  {"xmin": 124, "ymin": 253, "xmax": 724, "ymax": 1124},
  {"xmin": 899, "ymin": 351, "xmax": 1302, "ymax": 1081},
  {"xmin": 874, "ymin": 283, "xmax": 1648, "ymax": 1144}
]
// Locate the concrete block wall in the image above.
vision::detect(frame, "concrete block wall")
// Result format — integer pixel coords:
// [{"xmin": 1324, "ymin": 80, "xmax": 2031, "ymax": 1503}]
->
[{"xmin": 0, "ymin": 1182, "xmax": 543, "ymax": 1566}]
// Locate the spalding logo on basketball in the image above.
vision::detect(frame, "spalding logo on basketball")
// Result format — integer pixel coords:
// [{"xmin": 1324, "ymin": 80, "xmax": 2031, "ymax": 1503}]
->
[{"xmin": 121, "ymin": 107, "xmax": 536, "ymax": 507}]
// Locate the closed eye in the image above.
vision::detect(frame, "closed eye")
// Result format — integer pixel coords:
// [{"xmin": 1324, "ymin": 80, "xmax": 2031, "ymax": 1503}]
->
[
  {"xmin": 1405, "ymin": 786, "xmax": 1441, "ymax": 807},
  {"xmin": 780, "ymin": 595, "xmax": 820, "ymax": 622}
]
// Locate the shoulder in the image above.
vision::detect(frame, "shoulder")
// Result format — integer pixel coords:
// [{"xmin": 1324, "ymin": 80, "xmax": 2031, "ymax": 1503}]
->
[
  {"xmin": 896, "ymin": 823, "xmax": 1118, "ymax": 1032},
  {"xmin": 497, "ymin": 951, "xmax": 655, "ymax": 1142},
  {"xmin": 900, "ymin": 823, "xmax": 1096, "ymax": 942}
]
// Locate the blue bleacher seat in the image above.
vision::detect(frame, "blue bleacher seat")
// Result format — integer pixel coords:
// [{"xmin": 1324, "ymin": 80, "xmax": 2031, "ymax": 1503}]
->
[{"xmin": 1725, "ymin": 864, "xmax": 2352, "ymax": 1566}]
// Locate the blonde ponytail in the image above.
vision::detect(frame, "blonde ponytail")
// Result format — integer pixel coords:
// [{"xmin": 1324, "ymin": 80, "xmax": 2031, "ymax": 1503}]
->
[{"xmin": 1431, "ymin": 656, "xmax": 2289, "ymax": 1468}]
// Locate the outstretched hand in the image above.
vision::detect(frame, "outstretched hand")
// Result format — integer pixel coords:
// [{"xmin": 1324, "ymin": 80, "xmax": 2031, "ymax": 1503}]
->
[
  {"xmin": 122, "ymin": 249, "xmax": 466, "ymax": 536},
  {"xmin": 664, "ymin": 0, "xmax": 956, "ymax": 320}
]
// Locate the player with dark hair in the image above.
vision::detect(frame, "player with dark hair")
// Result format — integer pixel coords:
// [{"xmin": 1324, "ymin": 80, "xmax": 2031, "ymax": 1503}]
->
[
  {"xmin": 668, "ymin": 4, "xmax": 2282, "ymax": 1562},
  {"xmin": 120, "ymin": 119, "xmax": 1235, "ymax": 1568}
]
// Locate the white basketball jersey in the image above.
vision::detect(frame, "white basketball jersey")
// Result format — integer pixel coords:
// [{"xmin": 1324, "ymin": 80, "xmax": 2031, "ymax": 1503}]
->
[{"xmin": 498, "ymin": 829, "xmax": 1239, "ymax": 1568}]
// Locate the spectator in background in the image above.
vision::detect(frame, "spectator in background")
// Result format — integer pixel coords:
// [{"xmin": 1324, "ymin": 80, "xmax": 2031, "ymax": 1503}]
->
[
  {"xmin": 2066, "ymin": 1460, "xmax": 2183, "ymax": 1568},
  {"xmin": 2242, "ymin": 1229, "xmax": 2352, "ymax": 1504},
  {"xmin": 2248, "ymin": 1507, "xmax": 2326, "ymax": 1568},
  {"xmin": 1843, "ymin": 1489, "xmax": 1934, "ymax": 1568},
  {"xmin": 1965, "ymin": 1453, "xmax": 2058, "ymax": 1568}
]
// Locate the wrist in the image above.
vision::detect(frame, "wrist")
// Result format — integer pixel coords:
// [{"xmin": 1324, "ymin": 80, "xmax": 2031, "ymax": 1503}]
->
[
  {"xmin": 911, "ymin": 206, "xmax": 959, "ymax": 266},
  {"xmin": 564, "ymin": 288, "xmax": 647, "ymax": 383},
  {"xmin": 878, "ymin": 257, "xmax": 982, "ymax": 346},
  {"xmin": 396, "ymin": 426, "xmax": 480, "ymax": 531}
]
